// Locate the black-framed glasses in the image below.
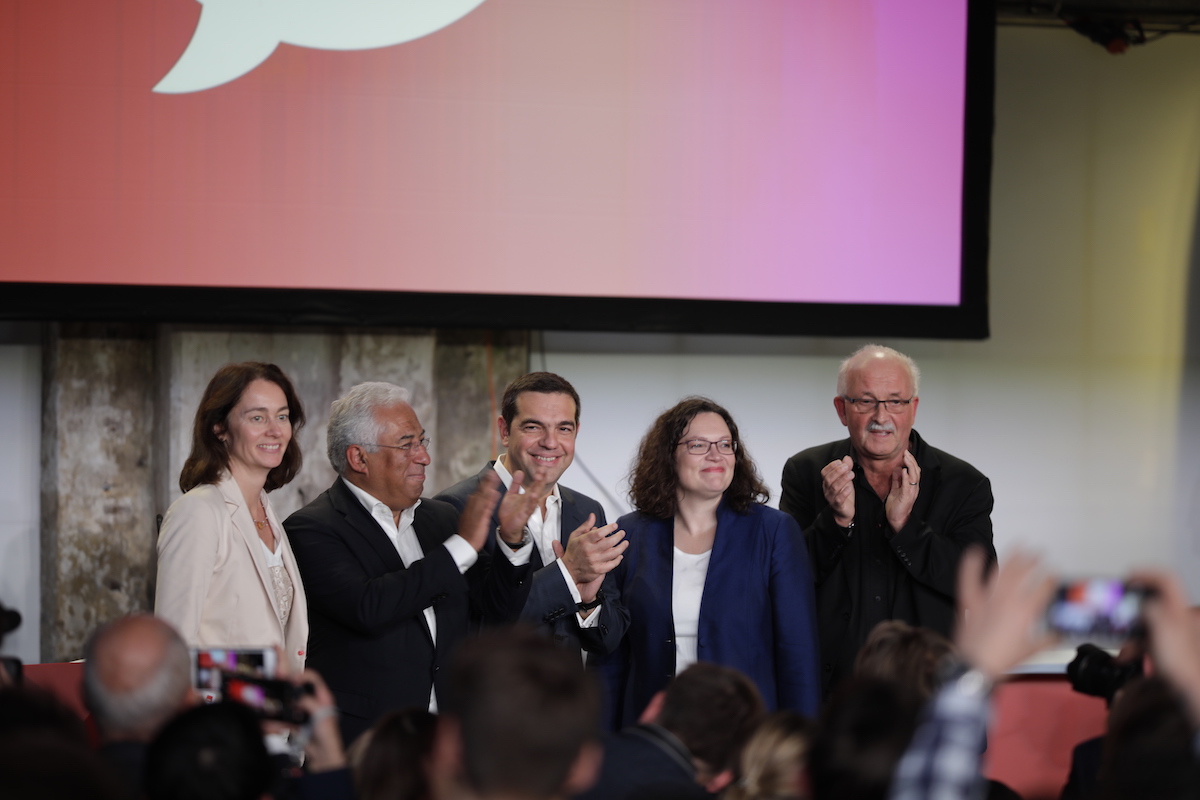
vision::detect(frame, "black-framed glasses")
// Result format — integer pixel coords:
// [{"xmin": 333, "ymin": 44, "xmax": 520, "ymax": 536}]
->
[
  {"xmin": 842, "ymin": 397, "xmax": 914, "ymax": 414},
  {"xmin": 362, "ymin": 437, "xmax": 431, "ymax": 452},
  {"xmin": 677, "ymin": 438, "xmax": 737, "ymax": 456}
]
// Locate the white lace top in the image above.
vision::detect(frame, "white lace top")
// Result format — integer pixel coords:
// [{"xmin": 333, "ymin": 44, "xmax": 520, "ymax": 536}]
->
[{"xmin": 260, "ymin": 538, "xmax": 294, "ymax": 631}]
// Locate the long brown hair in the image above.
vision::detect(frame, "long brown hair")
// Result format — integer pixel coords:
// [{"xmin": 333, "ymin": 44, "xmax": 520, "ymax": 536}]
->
[
  {"xmin": 179, "ymin": 363, "xmax": 305, "ymax": 493},
  {"xmin": 629, "ymin": 396, "xmax": 769, "ymax": 519}
]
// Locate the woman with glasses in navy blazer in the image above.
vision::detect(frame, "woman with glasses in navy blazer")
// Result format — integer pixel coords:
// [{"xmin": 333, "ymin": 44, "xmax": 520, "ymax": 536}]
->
[{"xmin": 596, "ymin": 397, "xmax": 820, "ymax": 731}]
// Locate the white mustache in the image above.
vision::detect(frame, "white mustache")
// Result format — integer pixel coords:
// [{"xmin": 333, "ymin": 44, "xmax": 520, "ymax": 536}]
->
[{"xmin": 867, "ymin": 421, "xmax": 895, "ymax": 434}]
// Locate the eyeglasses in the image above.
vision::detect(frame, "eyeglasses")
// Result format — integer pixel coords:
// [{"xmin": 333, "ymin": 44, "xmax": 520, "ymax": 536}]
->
[
  {"xmin": 677, "ymin": 439, "xmax": 738, "ymax": 456},
  {"xmin": 362, "ymin": 437, "xmax": 431, "ymax": 452},
  {"xmin": 841, "ymin": 397, "xmax": 914, "ymax": 414}
]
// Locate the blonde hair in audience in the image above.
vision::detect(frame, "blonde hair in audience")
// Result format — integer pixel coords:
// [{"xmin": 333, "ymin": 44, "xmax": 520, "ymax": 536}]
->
[{"xmin": 725, "ymin": 710, "xmax": 814, "ymax": 800}]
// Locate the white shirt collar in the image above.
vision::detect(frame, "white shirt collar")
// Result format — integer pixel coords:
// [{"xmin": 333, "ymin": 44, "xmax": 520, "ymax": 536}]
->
[
  {"xmin": 341, "ymin": 477, "xmax": 420, "ymax": 527},
  {"xmin": 493, "ymin": 457, "xmax": 562, "ymax": 504}
]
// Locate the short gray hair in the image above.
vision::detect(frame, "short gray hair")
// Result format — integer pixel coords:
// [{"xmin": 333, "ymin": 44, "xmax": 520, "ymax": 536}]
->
[
  {"xmin": 83, "ymin": 615, "xmax": 192, "ymax": 741},
  {"xmin": 836, "ymin": 344, "xmax": 921, "ymax": 397},
  {"xmin": 327, "ymin": 382, "xmax": 413, "ymax": 476}
]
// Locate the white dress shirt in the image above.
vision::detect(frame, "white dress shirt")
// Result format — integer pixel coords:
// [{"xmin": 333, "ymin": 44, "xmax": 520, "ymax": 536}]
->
[{"xmin": 492, "ymin": 459, "xmax": 599, "ymax": 629}]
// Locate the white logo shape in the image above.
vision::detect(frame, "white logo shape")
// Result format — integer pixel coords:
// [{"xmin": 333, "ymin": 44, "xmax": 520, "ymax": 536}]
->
[{"xmin": 154, "ymin": 0, "xmax": 488, "ymax": 94}]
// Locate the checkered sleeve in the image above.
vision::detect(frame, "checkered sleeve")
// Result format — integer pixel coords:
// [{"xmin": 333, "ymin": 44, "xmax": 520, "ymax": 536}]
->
[{"xmin": 888, "ymin": 674, "xmax": 992, "ymax": 800}]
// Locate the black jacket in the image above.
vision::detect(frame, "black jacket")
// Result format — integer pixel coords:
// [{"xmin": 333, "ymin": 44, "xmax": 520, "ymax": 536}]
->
[
  {"xmin": 780, "ymin": 430, "xmax": 996, "ymax": 695},
  {"xmin": 284, "ymin": 479, "xmax": 521, "ymax": 744}
]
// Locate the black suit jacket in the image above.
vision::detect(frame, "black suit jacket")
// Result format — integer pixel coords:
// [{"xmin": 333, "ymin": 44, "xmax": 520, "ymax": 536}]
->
[
  {"xmin": 779, "ymin": 430, "xmax": 996, "ymax": 694},
  {"xmin": 284, "ymin": 478, "xmax": 518, "ymax": 744},
  {"xmin": 435, "ymin": 462, "xmax": 625, "ymax": 654}
]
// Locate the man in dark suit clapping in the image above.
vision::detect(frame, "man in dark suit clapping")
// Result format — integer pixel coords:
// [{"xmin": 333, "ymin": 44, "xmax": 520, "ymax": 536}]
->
[
  {"xmin": 285, "ymin": 382, "xmax": 530, "ymax": 745},
  {"xmin": 436, "ymin": 372, "xmax": 627, "ymax": 657}
]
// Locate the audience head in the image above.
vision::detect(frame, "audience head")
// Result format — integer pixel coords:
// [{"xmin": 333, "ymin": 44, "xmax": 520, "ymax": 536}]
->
[
  {"xmin": 0, "ymin": 734, "xmax": 123, "ymax": 800},
  {"xmin": 350, "ymin": 707, "xmax": 437, "ymax": 800},
  {"xmin": 630, "ymin": 396, "xmax": 769, "ymax": 518},
  {"xmin": 436, "ymin": 627, "xmax": 601, "ymax": 800},
  {"xmin": 0, "ymin": 684, "xmax": 88, "ymax": 746},
  {"xmin": 180, "ymin": 362, "xmax": 305, "ymax": 493},
  {"xmin": 853, "ymin": 620, "xmax": 958, "ymax": 705},
  {"xmin": 1098, "ymin": 676, "xmax": 1200, "ymax": 800},
  {"xmin": 0, "ymin": 684, "xmax": 121, "ymax": 800},
  {"xmin": 327, "ymin": 382, "xmax": 430, "ymax": 512},
  {"xmin": 83, "ymin": 614, "xmax": 194, "ymax": 743},
  {"xmin": 498, "ymin": 372, "xmax": 581, "ymax": 489},
  {"xmin": 725, "ymin": 710, "xmax": 815, "ymax": 800},
  {"xmin": 833, "ymin": 345, "xmax": 920, "ymax": 464},
  {"xmin": 808, "ymin": 678, "xmax": 919, "ymax": 800},
  {"xmin": 648, "ymin": 661, "xmax": 768, "ymax": 793},
  {"xmin": 145, "ymin": 701, "xmax": 275, "ymax": 800}
]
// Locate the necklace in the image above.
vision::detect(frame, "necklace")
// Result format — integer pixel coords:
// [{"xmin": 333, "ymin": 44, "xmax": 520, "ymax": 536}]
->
[{"xmin": 253, "ymin": 501, "xmax": 269, "ymax": 531}]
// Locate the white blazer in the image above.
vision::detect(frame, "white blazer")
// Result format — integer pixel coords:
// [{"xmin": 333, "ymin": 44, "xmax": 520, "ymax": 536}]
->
[{"xmin": 155, "ymin": 472, "xmax": 309, "ymax": 674}]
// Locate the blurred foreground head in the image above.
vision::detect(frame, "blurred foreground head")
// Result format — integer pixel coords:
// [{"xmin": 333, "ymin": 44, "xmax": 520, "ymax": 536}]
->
[
  {"xmin": 145, "ymin": 701, "xmax": 275, "ymax": 800},
  {"xmin": 436, "ymin": 627, "xmax": 601, "ymax": 800}
]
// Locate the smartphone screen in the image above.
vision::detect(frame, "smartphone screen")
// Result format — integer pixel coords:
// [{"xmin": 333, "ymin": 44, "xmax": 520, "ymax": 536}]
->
[
  {"xmin": 190, "ymin": 647, "xmax": 277, "ymax": 703},
  {"xmin": 223, "ymin": 675, "xmax": 308, "ymax": 724},
  {"xmin": 1045, "ymin": 578, "xmax": 1145, "ymax": 644}
]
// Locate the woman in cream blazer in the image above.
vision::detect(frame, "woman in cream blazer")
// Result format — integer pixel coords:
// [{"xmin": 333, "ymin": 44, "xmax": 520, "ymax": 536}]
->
[{"xmin": 155, "ymin": 363, "xmax": 309, "ymax": 674}]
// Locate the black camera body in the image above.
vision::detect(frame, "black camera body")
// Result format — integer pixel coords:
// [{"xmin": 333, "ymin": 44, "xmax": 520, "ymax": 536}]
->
[{"xmin": 1067, "ymin": 643, "xmax": 1142, "ymax": 703}]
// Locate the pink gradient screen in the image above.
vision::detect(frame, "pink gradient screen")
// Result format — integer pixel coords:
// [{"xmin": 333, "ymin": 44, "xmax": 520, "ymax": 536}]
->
[{"xmin": 0, "ymin": 0, "xmax": 968, "ymax": 306}]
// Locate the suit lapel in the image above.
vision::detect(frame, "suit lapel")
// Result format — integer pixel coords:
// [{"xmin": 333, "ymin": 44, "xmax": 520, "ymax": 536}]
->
[
  {"xmin": 328, "ymin": 479, "xmax": 407, "ymax": 573},
  {"xmin": 217, "ymin": 475, "xmax": 283, "ymax": 632},
  {"xmin": 479, "ymin": 462, "xmax": 504, "ymax": 534},
  {"xmin": 908, "ymin": 431, "xmax": 939, "ymax": 522},
  {"xmin": 411, "ymin": 503, "xmax": 442, "ymax": 647},
  {"xmin": 414, "ymin": 503, "xmax": 453, "ymax": 553},
  {"xmin": 649, "ymin": 515, "xmax": 676, "ymax": 631},
  {"xmin": 559, "ymin": 485, "xmax": 597, "ymax": 542},
  {"xmin": 332, "ymin": 481, "xmax": 438, "ymax": 645},
  {"xmin": 701, "ymin": 502, "xmax": 739, "ymax": 635}
]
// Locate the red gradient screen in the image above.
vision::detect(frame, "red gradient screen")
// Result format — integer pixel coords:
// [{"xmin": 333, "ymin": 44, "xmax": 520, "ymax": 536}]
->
[{"xmin": 0, "ymin": 0, "xmax": 988, "ymax": 334}]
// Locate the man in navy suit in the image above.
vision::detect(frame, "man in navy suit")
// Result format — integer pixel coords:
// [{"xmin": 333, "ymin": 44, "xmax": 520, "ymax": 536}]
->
[
  {"xmin": 435, "ymin": 372, "xmax": 627, "ymax": 655},
  {"xmin": 285, "ymin": 382, "xmax": 527, "ymax": 745}
]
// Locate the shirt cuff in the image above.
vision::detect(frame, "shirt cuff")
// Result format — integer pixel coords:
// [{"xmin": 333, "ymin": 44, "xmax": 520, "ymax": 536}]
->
[
  {"xmin": 444, "ymin": 535, "xmax": 479, "ymax": 573},
  {"xmin": 498, "ymin": 531, "xmax": 534, "ymax": 566},
  {"xmin": 557, "ymin": 558, "xmax": 583, "ymax": 603},
  {"xmin": 556, "ymin": 560, "xmax": 603, "ymax": 627},
  {"xmin": 577, "ymin": 604, "xmax": 602, "ymax": 627}
]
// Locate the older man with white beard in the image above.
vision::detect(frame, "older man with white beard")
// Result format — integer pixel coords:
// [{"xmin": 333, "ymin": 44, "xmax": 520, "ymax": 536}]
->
[{"xmin": 779, "ymin": 345, "xmax": 996, "ymax": 697}]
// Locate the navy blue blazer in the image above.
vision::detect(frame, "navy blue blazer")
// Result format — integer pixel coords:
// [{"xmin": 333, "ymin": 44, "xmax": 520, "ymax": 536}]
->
[
  {"xmin": 435, "ymin": 462, "xmax": 625, "ymax": 654},
  {"xmin": 596, "ymin": 502, "xmax": 821, "ymax": 729}
]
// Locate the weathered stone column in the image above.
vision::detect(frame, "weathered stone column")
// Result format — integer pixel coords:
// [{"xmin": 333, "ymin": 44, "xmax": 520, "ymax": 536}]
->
[
  {"xmin": 432, "ymin": 330, "xmax": 529, "ymax": 492},
  {"xmin": 41, "ymin": 323, "xmax": 158, "ymax": 662}
]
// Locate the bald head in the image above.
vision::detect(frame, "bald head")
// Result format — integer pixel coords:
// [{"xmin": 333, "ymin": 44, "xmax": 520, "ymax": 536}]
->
[
  {"xmin": 83, "ymin": 615, "xmax": 193, "ymax": 742},
  {"xmin": 836, "ymin": 345, "xmax": 920, "ymax": 398}
]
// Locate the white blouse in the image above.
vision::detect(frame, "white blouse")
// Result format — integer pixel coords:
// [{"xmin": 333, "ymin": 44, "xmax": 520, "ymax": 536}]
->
[{"xmin": 672, "ymin": 546, "xmax": 712, "ymax": 673}]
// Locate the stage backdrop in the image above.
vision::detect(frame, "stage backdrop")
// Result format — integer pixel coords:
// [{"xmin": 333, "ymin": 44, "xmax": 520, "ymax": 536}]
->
[{"xmin": 0, "ymin": 0, "xmax": 987, "ymax": 336}]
